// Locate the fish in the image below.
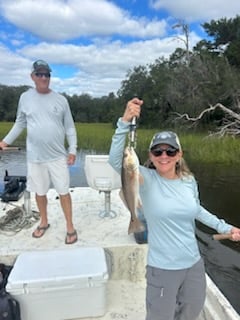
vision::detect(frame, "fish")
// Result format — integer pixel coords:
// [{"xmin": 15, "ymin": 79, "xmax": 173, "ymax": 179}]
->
[{"xmin": 121, "ymin": 146, "xmax": 145, "ymax": 234}]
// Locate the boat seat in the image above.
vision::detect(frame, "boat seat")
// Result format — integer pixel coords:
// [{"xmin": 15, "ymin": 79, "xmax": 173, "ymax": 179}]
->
[{"xmin": 84, "ymin": 155, "xmax": 121, "ymax": 218}]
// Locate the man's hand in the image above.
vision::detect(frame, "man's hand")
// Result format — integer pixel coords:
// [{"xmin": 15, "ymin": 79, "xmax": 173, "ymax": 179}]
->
[
  {"xmin": 67, "ymin": 153, "xmax": 76, "ymax": 166},
  {"xmin": 0, "ymin": 141, "xmax": 8, "ymax": 150}
]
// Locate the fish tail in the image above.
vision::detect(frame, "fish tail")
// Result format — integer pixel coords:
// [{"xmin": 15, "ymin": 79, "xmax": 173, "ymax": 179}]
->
[{"xmin": 128, "ymin": 218, "xmax": 145, "ymax": 234}]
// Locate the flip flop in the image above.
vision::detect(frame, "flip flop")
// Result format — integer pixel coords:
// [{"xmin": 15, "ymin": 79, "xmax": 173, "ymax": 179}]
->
[
  {"xmin": 32, "ymin": 224, "xmax": 50, "ymax": 238},
  {"xmin": 65, "ymin": 229, "xmax": 78, "ymax": 245}
]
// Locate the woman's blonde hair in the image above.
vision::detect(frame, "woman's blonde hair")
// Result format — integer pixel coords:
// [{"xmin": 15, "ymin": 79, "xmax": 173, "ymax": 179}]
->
[{"xmin": 176, "ymin": 157, "xmax": 193, "ymax": 177}]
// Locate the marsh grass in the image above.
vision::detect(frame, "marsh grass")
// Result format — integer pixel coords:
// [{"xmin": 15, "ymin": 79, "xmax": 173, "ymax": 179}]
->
[
  {"xmin": 75, "ymin": 123, "xmax": 115, "ymax": 152},
  {"xmin": 1, "ymin": 122, "xmax": 240, "ymax": 164},
  {"xmin": 180, "ymin": 133, "xmax": 240, "ymax": 164},
  {"xmin": 0, "ymin": 122, "xmax": 26, "ymax": 147}
]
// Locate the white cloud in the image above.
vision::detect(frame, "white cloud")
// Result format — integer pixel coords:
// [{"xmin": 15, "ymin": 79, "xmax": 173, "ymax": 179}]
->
[
  {"xmin": 150, "ymin": 0, "xmax": 240, "ymax": 22},
  {"xmin": 0, "ymin": 0, "xmax": 239, "ymax": 96},
  {"xmin": 16, "ymin": 36, "xmax": 195, "ymax": 96},
  {"xmin": 0, "ymin": 0, "xmax": 167, "ymax": 41}
]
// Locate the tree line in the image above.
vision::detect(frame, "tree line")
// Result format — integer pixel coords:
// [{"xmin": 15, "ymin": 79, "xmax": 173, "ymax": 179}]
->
[{"xmin": 1, "ymin": 15, "xmax": 240, "ymax": 133}]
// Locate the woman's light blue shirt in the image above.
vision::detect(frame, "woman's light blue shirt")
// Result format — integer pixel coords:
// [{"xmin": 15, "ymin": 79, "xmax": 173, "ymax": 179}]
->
[{"xmin": 109, "ymin": 118, "xmax": 232, "ymax": 270}]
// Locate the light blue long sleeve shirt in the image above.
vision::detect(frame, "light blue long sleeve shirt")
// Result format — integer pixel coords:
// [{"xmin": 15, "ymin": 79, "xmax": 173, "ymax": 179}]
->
[
  {"xmin": 109, "ymin": 118, "xmax": 233, "ymax": 270},
  {"xmin": 3, "ymin": 88, "xmax": 77, "ymax": 163}
]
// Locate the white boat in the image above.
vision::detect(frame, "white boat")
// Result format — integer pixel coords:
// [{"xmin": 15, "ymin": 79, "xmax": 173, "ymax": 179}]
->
[{"xmin": 0, "ymin": 185, "xmax": 239, "ymax": 320}]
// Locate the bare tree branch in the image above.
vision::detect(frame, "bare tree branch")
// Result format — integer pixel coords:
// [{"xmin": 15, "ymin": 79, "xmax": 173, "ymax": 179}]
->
[{"xmin": 175, "ymin": 103, "xmax": 240, "ymax": 136}]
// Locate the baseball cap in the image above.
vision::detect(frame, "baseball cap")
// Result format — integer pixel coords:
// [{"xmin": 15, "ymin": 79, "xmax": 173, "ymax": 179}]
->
[
  {"xmin": 32, "ymin": 60, "xmax": 52, "ymax": 73},
  {"xmin": 149, "ymin": 131, "xmax": 181, "ymax": 150}
]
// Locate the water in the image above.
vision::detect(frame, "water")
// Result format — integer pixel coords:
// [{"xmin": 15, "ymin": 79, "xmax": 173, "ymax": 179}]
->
[
  {"xmin": 0, "ymin": 149, "xmax": 90, "ymax": 191},
  {"xmin": 0, "ymin": 150, "xmax": 240, "ymax": 314},
  {"xmin": 192, "ymin": 163, "xmax": 240, "ymax": 313}
]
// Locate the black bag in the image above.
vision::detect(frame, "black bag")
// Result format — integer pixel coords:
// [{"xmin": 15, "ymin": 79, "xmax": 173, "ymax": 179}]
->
[
  {"xmin": 1, "ymin": 179, "xmax": 26, "ymax": 202},
  {"xmin": 0, "ymin": 290, "xmax": 21, "ymax": 320},
  {"xmin": 0, "ymin": 264, "xmax": 21, "ymax": 320},
  {"xmin": 4, "ymin": 180, "xmax": 20, "ymax": 194}
]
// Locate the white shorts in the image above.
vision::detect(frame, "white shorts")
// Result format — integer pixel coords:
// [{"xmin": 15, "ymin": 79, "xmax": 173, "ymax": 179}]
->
[{"xmin": 27, "ymin": 158, "xmax": 70, "ymax": 195}]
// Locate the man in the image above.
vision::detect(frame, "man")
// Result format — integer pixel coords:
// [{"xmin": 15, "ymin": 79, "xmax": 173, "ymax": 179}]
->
[{"xmin": 0, "ymin": 59, "xmax": 78, "ymax": 244}]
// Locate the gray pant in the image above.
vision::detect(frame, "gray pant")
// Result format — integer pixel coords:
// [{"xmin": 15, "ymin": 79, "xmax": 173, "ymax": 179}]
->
[{"xmin": 146, "ymin": 258, "xmax": 206, "ymax": 320}]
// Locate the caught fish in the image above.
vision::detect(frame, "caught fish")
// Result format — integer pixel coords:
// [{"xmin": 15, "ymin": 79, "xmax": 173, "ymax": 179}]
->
[{"xmin": 121, "ymin": 146, "xmax": 145, "ymax": 234}]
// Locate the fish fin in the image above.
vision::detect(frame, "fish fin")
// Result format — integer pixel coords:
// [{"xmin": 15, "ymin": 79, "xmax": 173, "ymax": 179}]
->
[
  {"xmin": 119, "ymin": 188, "xmax": 124, "ymax": 199},
  {"xmin": 128, "ymin": 218, "xmax": 145, "ymax": 234},
  {"xmin": 119, "ymin": 189, "xmax": 128, "ymax": 208},
  {"xmin": 129, "ymin": 171, "xmax": 137, "ymax": 181},
  {"xmin": 139, "ymin": 173, "xmax": 144, "ymax": 185},
  {"xmin": 137, "ymin": 197, "xmax": 142, "ymax": 208}
]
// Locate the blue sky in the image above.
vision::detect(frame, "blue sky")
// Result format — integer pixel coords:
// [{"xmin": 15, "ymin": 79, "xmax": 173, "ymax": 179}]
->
[{"xmin": 0, "ymin": 0, "xmax": 240, "ymax": 97}]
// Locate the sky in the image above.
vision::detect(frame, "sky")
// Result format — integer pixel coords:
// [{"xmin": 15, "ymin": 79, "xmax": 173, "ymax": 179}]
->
[{"xmin": 0, "ymin": 0, "xmax": 240, "ymax": 97}]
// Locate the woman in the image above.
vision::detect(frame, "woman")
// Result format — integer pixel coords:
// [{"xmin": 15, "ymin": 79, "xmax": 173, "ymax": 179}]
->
[{"xmin": 108, "ymin": 97, "xmax": 240, "ymax": 320}]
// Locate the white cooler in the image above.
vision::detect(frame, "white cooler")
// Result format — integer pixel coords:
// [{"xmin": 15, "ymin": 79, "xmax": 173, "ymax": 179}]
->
[{"xmin": 6, "ymin": 247, "xmax": 109, "ymax": 320}]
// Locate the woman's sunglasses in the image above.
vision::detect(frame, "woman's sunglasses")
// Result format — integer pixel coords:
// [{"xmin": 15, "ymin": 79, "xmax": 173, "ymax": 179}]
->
[{"xmin": 151, "ymin": 147, "xmax": 179, "ymax": 157}]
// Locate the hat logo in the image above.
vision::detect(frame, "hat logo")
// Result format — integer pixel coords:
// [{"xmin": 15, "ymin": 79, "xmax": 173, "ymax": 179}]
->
[
  {"xmin": 156, "ymin": 132, "xmax": 172, "ymax": 139},
  {"xmin": 35, "ymin": 60, "xmax": 47, "ymax": 66}
]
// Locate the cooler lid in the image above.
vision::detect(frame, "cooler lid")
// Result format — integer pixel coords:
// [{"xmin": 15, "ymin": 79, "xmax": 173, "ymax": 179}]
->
[{"xmin": 7, "ymin": 247, "xmax": 108, "ymax": 290}]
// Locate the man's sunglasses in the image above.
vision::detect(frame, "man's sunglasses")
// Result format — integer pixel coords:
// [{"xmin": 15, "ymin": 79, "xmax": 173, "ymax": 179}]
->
[
  {"xmin": 151, "ymin": 147, "xmax": 179, "ymax": 157},
  {"xmin": 34, "ymin": 72, "xmax": 51, "ymax": 78}
]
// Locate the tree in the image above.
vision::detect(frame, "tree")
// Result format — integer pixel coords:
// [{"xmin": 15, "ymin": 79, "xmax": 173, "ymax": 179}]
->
[
  {"xmin": 118, "ymin": 65, "xmax": 149, "ymax": 100},
  {"xmin": 0, "ymin": 85, "xmax": 29, "ymax": 121},
  {"xmin": 202, "ymin": 15, "xmax": 240, "ymax": 67},
  {"xmin": 176, "ymin": 103, "xmax": 240, "ymax": 136},
  {"xmin": 172, "ymin": 20, "xmax": 190, "ymax": 65}
]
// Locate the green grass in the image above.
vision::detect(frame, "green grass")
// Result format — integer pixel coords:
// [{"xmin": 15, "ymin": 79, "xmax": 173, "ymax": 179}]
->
[
  {"xmin": 0, "ymin": 122, "xmax": 26, "ymax": 147},
  {"xmin": 75, "ymin": 123, "xmax": 115, "ymax": 152},
  {"xmin": 179, "ymin": 133, "xmax": 240, "ymax": 164},
  {"xmin": 1, "ymin": 122, "xmax": 240, "ymax": 164}
]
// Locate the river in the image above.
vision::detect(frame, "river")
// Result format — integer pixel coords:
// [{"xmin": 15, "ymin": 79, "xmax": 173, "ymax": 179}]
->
[
  {"xmin": 0, "ymin": 149, "xmax": 240, "ymax": 314},
  {"xmin": 192, "ymin": 162, "xmax": 240, "ymax": 314}
]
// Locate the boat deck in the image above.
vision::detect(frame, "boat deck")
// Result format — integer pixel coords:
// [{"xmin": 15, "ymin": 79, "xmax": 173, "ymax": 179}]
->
[{"xmin": 0, "ymin": 187, "xmax": 239, "ymax": 320}]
